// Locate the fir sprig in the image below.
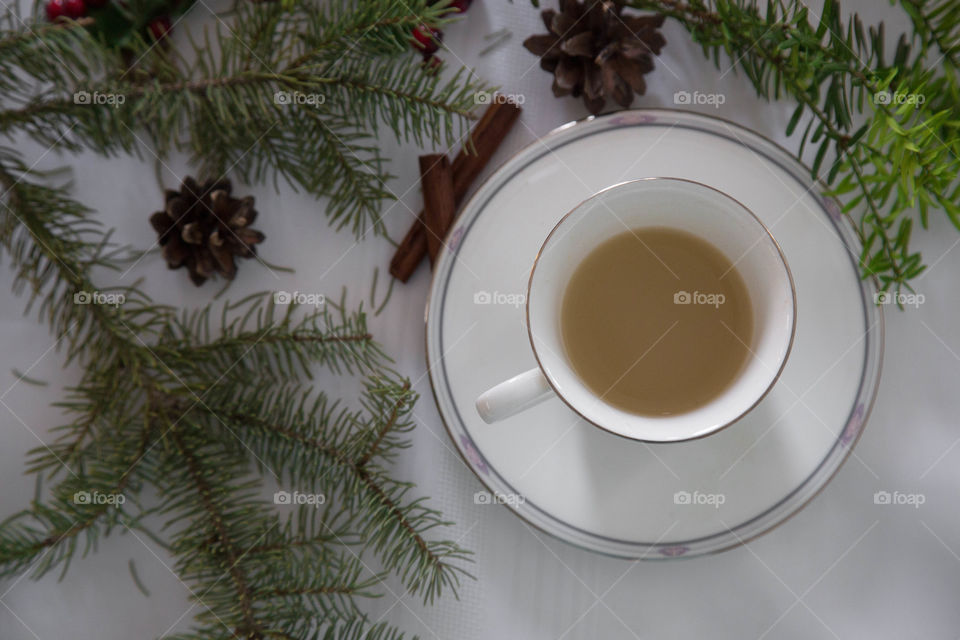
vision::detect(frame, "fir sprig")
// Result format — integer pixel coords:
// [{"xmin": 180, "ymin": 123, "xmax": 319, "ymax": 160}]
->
[
  {"xmin": 0, "ymin": 158, "xmax": 470, "ymax": 636},
  {"xmin": 0, "ymin": 0, "xmax": 488, "ymax": 237},
  {"xmin": 626, "ymin": 0, "xmax": 960, "ymax": 293},
  {"xmin": 0, "ymin": 1, "xmax": 477, "ymax": 635}
]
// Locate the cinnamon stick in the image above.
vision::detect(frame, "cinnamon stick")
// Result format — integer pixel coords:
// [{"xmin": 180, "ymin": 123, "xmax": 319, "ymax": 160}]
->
[
  {"xmin": 389, "ymin": 97, "xmax": 523, "ymax": 281},
  {"xmin": 419, "ymin": 154, "xmax": 456, "ymax": 265}
]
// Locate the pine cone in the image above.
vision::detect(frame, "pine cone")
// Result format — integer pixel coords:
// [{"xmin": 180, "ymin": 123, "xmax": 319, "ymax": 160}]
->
[
  {"xmin": 523, "ymin": 0, "xmax": 665, "ymax": 115},
  {"xmin": 149, "ymin": 177, "xmax": 265, "ymax": 286}
]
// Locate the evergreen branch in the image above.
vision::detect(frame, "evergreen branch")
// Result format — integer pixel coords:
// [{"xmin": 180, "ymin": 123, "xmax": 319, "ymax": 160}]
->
[
  {"xmin": 158, "ymin": 292, "xmax": 385, "ymax": 382},
  {"xmin": 247, "ymin": 505, "xmax": 363, "ymax": 556},
  {"xmin": 293, "ymin": 0, "xmax": 459, "ymax": 57},
  {"xmin": 0, "ymin": 16, "xmax": 93, "ymax": 54},
  {"xmin": 322, "ymin": 57, "xmax": 480, "ymax": 147},
  {"xmin": 899, "ymin": 0, "xmax": 960, "ymax": 71},
  {"xmin": 0, "ymin": 2, "xmax": 478, "ymax": 637},
  {"xmin": 0, "ymin": 419, "xmax": 154, "ymax": 579},
  {"xmin": 251, "ymin": 616, "xmax": 413, "ymax": 640},
  {"xmin": 629, "ymin": 0, "xmax": 960, "ymax": 291},
  {"xmin": 195, "ymin": 375, "xmax": 472, "ymax": 604},
  {"xmin": 0, "ymin": 0, "xmax": 490, "ymax": 239},
  {"xmin": 355, "ymin": 380, "xmax": 410, "ymax": 467},
  {"xmin": 166, "ymin": 426, "xmax": 264, "ymax": 637},
  {"xmin": 0, "ymin": 150, "xmax": 177, "ymax": 365},
  {"xmin": 0, "ymin": 16, "xmax": 109, "ymax": 92},
  {"xmin": 254, "ymin": 553, "xmax": 382, "ymax": 617},
  {"xmin": 0, "ymin": 161, "xmax": 466, "ymax": 637},
  {"xmin": 27, "ymin": 361, "xmax": 147, "ymax": 476},
  {"xmin": 302, "ymin": 112, "xmax": 394, "ymax": 236},
  {"xmin": 0, "ymin": 132, "xmax": 465, "ymax": 640}
]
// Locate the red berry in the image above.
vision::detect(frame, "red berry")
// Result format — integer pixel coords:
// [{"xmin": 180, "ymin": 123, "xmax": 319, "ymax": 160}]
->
[
  {"xmin": 148, "ymin": 16, "xmax": 172, "ymax": 41},
  {"xmin": 448, "ymin": 0, "xmax": 471, "ymax": 12},
  {"xmin": 63, "ymin": 0, "xmax": 85, "ymax": 18},
  {"xmin": 45, "ymin": 0, "xmax": 66, "ymax": 21},
  {"xmin": 410, "ymin": 25, "xmax": 441, "ymax": 55}
]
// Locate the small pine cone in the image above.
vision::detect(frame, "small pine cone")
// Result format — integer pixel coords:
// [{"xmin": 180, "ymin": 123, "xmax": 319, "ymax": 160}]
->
[{"xmin": 149, "ymin": 177, "xmax": 265, "ymax": 286}]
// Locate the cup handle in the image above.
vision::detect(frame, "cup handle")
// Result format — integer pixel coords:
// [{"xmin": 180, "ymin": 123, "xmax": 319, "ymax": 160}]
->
[{"xmin": 476, "ymin": 368, "xmax": 555, "ymax": 423}]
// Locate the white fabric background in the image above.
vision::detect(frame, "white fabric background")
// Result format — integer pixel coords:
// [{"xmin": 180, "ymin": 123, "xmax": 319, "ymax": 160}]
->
[{"xmin": 1, "ymin": 0, "xmax": 959, "ymax": 638}]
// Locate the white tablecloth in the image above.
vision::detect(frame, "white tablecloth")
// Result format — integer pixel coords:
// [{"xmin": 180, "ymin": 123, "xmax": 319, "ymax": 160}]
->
[{"xmin": 2, "ymin": 0, "xmax": 958, "ymax": 638}]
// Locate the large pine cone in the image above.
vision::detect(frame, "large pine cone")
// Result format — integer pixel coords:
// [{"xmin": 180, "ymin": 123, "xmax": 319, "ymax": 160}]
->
[{"xmin": 524, "ymin": 0, "xmax": 666, "ymax": 115}]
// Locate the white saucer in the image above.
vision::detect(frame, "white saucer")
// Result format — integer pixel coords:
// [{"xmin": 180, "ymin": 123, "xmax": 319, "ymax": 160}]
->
[{"xmin": 425, "ymin": 110, "xmax": 883, "ymax": 558}]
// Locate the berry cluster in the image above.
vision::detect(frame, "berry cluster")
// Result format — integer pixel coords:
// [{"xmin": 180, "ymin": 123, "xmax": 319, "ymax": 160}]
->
[
  {"xmin": 45, "ymin": 0, "xmax": 103, "ymax": 21},
  {"xmin": 411, "ymin": 0, "xmax": 473, "ymax": 71}
]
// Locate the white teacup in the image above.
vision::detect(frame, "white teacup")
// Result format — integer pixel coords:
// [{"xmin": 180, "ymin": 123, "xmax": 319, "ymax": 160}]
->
[{"xmin": 474, "ymin": 177, "xmax": 796, "ymax": 442}]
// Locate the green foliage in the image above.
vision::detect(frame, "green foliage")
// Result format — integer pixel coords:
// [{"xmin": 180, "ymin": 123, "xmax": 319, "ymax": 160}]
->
[
  {"xmin": 0, "ymin": 0, "xmax": 487, "ymax": 237},
  {"xmin": 0, "ymin": 157, "xmax": 470, "ymax": 637},
  {"xmin": 0, "ymin": 0, "xmax": 479, "ymax": 637},
  {"xmin": 627, "ymin": 0, "xmax": 960, "ymax": 293}
]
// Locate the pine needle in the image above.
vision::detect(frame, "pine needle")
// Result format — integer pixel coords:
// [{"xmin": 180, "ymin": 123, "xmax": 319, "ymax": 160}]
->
[
  {"xmin": 479, "ymin": 28, "xmax": 511, "ymax": 56},
  {"xmin": 11, "ymin": 368, "xmax": 47, "ymax": 386},
  {"xmin": 128, "ymin": 559, "xmax": 151, "ymax": 597}
]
